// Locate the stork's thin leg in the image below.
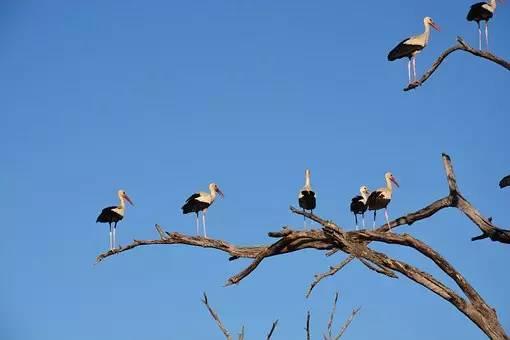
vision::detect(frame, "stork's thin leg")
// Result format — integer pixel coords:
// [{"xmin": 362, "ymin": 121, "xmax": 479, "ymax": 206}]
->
[
  {"xmin": 384, "ymin": 208, "xmax": 391, "ymax": 231},
  {"xmin": 477, "ymin": 22, "xmax": 482, "ymax": 50},
  {"xmin": 195, "ymin": 213, "xmax": 199, "ymax": 235},
  {"xmin": 109, "ymin": 223, "xmax": 112, "ymax": 251},
  {"xmin": 113, "ymin": 222, "xmax": 117, "ymax": 249},
  {"xmin": 303, "ymin": 209, "xmax": 307, "ymax": 229},
  {"xmin": 407, "ymin": 59, "xmax": 411, "ymax": 83},
  {"xmin": 485, "ymin": 21, "xmax": 489, "ymax": 50},
  {"xmin": 362, "ymin": 213, "xmax": 366, "ymax": 228},
  {"xmin": 354, "ymin": 214, "xmax": 359, "ymax": 231},
  {"xmin": 412, "ymin": 57, "xmax": 417, "ymax": 81},
  {"xmin": 202, "ymin": 210, "xmax": 207, "ymax": 238},
  {"xmin": 373, "ymin": 210, "xmax": 377, "ymax": 230}
]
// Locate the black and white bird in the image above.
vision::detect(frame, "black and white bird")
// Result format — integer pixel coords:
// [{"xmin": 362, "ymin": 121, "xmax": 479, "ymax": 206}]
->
[
  {"xmin": 467, "ymin": 0, "xmax": 501, "ymax": 50},
  {"xmin": 388, "ymin": 17, "xmax": 440, "ymax": 84},
  {"xmin": 500, "ymin": 175, "xmax": 510, "ymax": 188},
  {"xmin": 367, "ymin": 172, "xmax": 399, "ymax": 230},
  {"xmin": 298, "ymin": 169, "xmax": 316, "ymax": 228},
  {"xmin": 181, "ymin": 183, "xmax": 224, "ymax": 238},
  {"xmin": 350, "ymin": 186, "xmax": 370, "ymax": 230},
  {"xmin": 96, "ymin": 190, "xmax": 134, "ymax": 251}
]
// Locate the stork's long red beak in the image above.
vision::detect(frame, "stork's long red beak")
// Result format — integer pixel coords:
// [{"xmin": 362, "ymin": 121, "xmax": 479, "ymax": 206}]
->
[
  {"xmin": 124, "ymin": 194, "xmax": 134, "ymax": 206},
  {"xmin": 216, "ymin": 188, "xmax": 224, "ymax": 198},
  {"xmin": 431, "ymin": 22, "xmax": 440, "ymax": 32},
  {"xmin": 391, "ymin": 177, "xmax": 400, "ymax": 188}
]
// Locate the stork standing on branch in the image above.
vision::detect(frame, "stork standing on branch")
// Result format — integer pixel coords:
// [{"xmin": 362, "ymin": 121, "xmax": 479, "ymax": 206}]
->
[
  {"xmin": 298, "ymin": 169, "xmax": 316, "ymax": 228},
  {"xmin": 367, "ymin": 172, "xmax": 399, "ymax": 230},
  {"xmin": 388, "ymin": 17, "xmax": 440, "ymax": 84},
  {"xmin": 350, "ymin": 186, "xmax": 370, "ymax": 230},
  {"xmin": 181, "ymin": 183, "xmax": 224, "ymax": 238},
  {"xmin": 467, "ymin": 0, "xmax": 502, "ymax": 50},
  {"xmin": 96, "ymin": 189, "xmax": 134, "ymax": 251}
]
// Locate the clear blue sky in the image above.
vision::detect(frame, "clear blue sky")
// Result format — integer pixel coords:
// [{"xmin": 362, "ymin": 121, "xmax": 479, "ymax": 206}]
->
[{"xmin": 2, "ymin": 1, "xmax": 509, "ymax": 339}]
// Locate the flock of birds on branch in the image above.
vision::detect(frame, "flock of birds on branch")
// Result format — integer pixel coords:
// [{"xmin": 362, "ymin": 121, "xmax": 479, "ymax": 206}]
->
[
  {"xmin": 95, "ymin": 171, "xmax": 510, "ymax": 252},
  {"xmin": 95, "ymin": 169, "xmax": 399, "ymax": 251},
  {"xmin": 299, "ymin": 170, "xmax": 399, "ymax": 231},
  {"xmin": 387, "ymin": 0, "xmax": 503, "ymax": 84}
]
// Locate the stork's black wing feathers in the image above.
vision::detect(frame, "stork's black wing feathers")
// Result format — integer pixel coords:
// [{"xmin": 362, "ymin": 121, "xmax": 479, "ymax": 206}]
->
[
  {"xmin": 299, "ymin": 190, "xmax": 316, "ymax": 211},
  {"xmin": 351, "ymin": 195, "xmax": 362, "ymax": 203},
  {"xmin": 499, "ymin": 175, "xmax": 510, "ymax": 189},
  {"xmin": 182, "ymin": 193, "xmax": 210, "ymax": 214},
  {"xmin": 184, "ymin": 193, "xmax": 201, "ymax": 203},
  {"xmin": 350, "ymin": 196, "xmax": 367, "ymax": 214},
  {"xmin": 467, "ymin": 2, "xmax": 494, "ymax": 21},
  {"xmin": 387, "ymin": 38, "xmax": 424, "ymax": 61},
  {"xmin": 96, "ymin": 206, "xmax": 119, "ymax": 223},
  {"xmin": 366, "ymin": 191, "xmax": 383, "ymax": 207}
]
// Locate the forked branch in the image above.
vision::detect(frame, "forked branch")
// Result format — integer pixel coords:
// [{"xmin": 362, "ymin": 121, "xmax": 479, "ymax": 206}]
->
[{"xmin": 404, "ymin": 36, "xmax": 510, "ymax": 91}]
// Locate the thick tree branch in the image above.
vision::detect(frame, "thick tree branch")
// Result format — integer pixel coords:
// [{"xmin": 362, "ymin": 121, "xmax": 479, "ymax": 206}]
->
[
  {"xmin": 403, "ymin": 36, "xmax": 510, "ymax": 92},
  {"xmin": 96, "ymin": 226, "xmax": 333, "ymax": 264}
]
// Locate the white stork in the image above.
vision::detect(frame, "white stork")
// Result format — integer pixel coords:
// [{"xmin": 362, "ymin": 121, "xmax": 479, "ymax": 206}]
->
[
  {"xmin": 181, "ymin": 183, "xmax": 224, "ymax": 238},
  {"xmin": 467, "ymin": 0, "xmax": 502, "ymax": 50},
  {"xmin": 350, "ymin": 186, "xmax": 370, "ymax": 230},
  {"xmin": 96, "ymin": 190, "xmax": 134, "ymax": 250},
  {"xmin": 367, "ymin": 172, "xmax": 399, "ymax": 230},
  {"xmin": 298, "ymin": 169, "xmax": 316, "ymax": 228},
  {"xmin": 388, "ymin": 17, "xmax": 440, "ymax": 84},
  {"xmin": 500, "ymin": 175, "xmax": 510, "ymax": 188}
]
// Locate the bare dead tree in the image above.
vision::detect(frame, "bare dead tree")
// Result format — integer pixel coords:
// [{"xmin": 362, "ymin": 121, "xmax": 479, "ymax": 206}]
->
[
  {"xmin": 96, "ymin": 153, "xmax": 509, "ymax": 339},
  {"xmin": 403, "ymin": 36, "xmax": 510, "ymax": 92}
]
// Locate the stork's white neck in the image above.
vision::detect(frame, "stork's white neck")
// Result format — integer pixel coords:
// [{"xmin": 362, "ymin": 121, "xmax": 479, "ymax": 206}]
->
[
  {"xmin": 361, "ymin": 191, "xmax": 369, "ymax": 203},
  {"xmin": 488, "ymin": 0, "xmax": 497, "ymax": 9},
  {"xmin": 422, "ymin": 22, "xmax": 431, "ymax": 45},
  {"xmin": 305, "ymin": 170, "xmax": 311, "ymax": 188},
  {"xmin": 209, "ymin": 188, "xmax": 217, "ymax": 202},
  {"xmin": 118, "ymin": 193, "xmax": 126, "ymax": 209},
  {"xmin": 385, "ymin": 177, "xmax": 394, "ymax": 192}
]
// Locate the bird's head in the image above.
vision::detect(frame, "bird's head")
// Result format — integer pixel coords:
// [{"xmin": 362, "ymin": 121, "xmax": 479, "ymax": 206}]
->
[
  {"xmin": 118, "ymin": 189, "xmax": 134, "ymax": 206},
  {"xmin": 360, "ymin": 186, "xmax": 370, "ymax": 195},
  {"xmin": 385, "ymin": 172, "xmax": 400, "ymax": 188},
  {"xmin": 209, "ymin": 183, "xmax": 224, "ymax": 198},
  {"xmin": 424, "ymin": 17, "xmax": 440, "ymax": 31}
]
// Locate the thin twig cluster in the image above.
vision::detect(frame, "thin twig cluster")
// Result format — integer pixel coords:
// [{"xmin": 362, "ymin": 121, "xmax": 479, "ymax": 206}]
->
[{"xmin": 201, "ymin": 292, "xmax": 359, "ymax": 339}]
